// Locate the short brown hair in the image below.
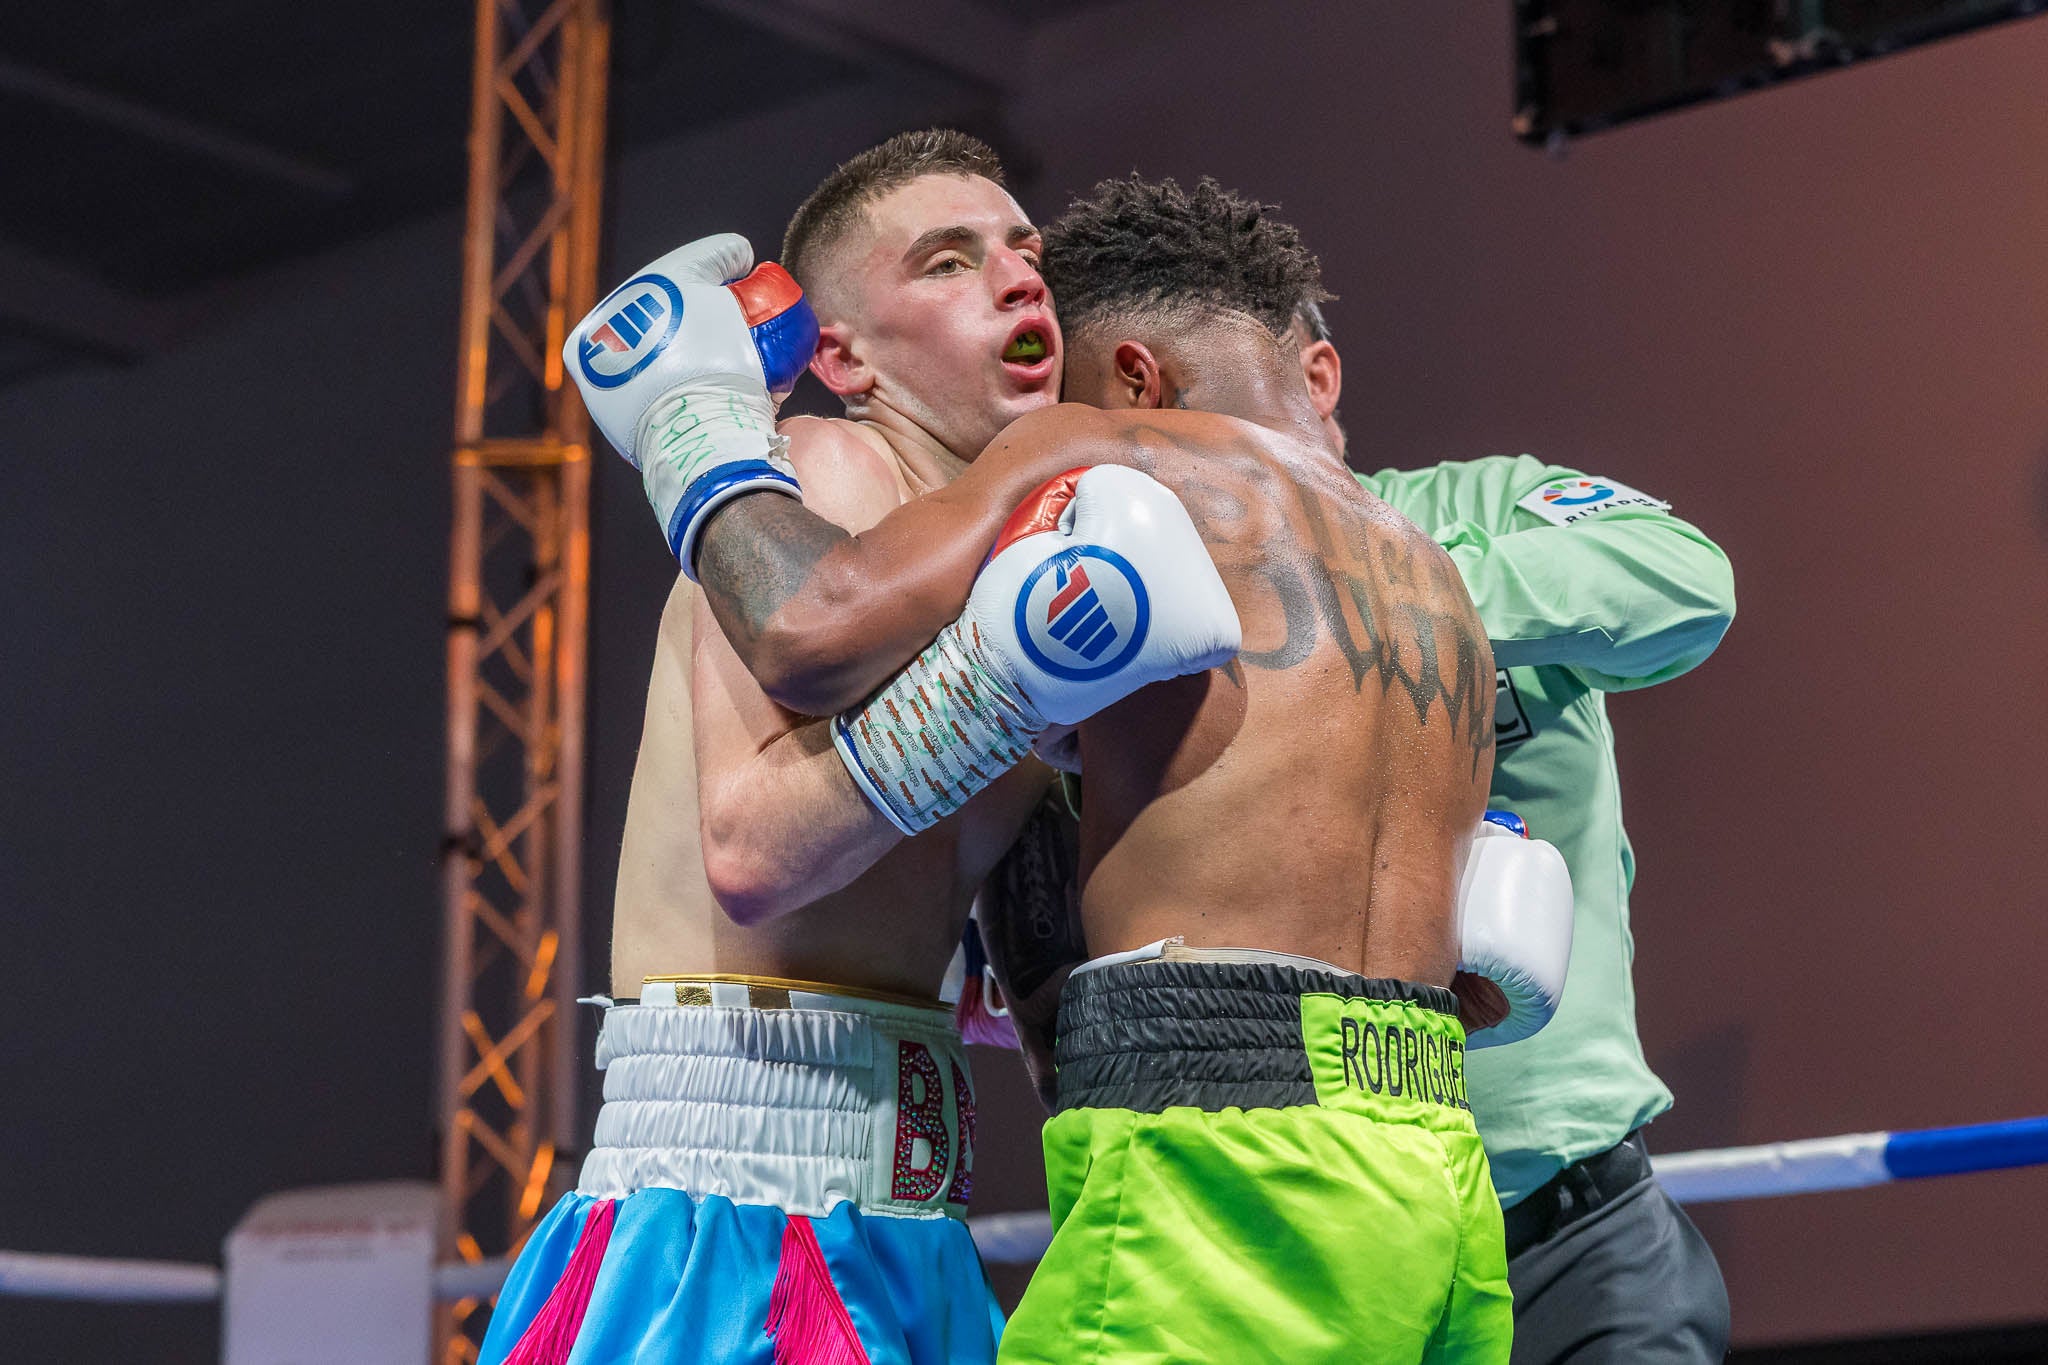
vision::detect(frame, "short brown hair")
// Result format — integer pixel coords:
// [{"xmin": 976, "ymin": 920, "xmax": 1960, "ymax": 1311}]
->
[{"xmin": 781, "ymin": 129, "xmax": 1007, "ymax": 301}]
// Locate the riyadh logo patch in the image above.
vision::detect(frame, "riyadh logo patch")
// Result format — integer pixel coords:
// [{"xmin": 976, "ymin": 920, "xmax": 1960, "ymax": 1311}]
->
[
  {"xmin": 1541, "ymin": 479, "xmax": 1616, "ymax": 506},
  {"xmin": 1517, "ymin": 475, "xmax": 1671, "ymax": 527},
  {"xmin": 576, "ymin": 274, "xmax": 684, "ymax": 390},
  {"xmin": 1014, "ymin": 547, "xmax": 1150, "ymax": 682}
]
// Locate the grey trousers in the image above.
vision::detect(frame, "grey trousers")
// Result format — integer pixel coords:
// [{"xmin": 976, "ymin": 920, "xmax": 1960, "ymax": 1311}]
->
[{"xmin": 1507, "ymin": 1173, "xmax": 1731, "ymax": 1364}]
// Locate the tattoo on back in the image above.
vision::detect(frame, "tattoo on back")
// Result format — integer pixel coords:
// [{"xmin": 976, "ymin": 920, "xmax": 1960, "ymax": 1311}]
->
[
  {"xmin": 1112, "ymin": 417, "xmax": 1495, "ymax": 773},
  {"xmin": 690, "ymin": 413, "xmax": 1492, "ymax": 775}
]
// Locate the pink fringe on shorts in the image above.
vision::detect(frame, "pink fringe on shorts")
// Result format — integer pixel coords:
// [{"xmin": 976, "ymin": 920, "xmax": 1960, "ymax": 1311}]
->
[
  {"xmin": 765, "ymin": 1216, "xmax": 871, "ymax": 1365},
  {"xmin": 955, "ymin": 973, "xmax": 1020, "ymax": 1049},
  {"xmin": 502, "ymin": 1198, "xmax": 618, "ymax": 1365}
]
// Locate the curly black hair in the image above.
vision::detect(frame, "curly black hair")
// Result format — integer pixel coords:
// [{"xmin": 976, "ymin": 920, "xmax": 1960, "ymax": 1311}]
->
[{"xmin": 1043, "ymin": 174, "xmax": 1329, "ymax": 343}]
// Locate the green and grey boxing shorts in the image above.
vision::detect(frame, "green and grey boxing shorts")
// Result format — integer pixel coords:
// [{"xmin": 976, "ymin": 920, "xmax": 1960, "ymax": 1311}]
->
[{"xmin": 999, "ymin": 953, "xmax": 1512, "ymax": 1364}]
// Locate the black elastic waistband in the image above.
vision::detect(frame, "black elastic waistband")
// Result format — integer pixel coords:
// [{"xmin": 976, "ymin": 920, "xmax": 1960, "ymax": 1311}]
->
[{"xmin": 1053, "ymin": 959, "xmax": 1457, "ymax": 1115}]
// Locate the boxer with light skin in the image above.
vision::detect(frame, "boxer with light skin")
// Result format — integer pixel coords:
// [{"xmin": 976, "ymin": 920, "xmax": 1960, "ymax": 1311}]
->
[
  {"xmin": 675, "ymin": 143, "xmax": 1067, "ymax": 950},
  {"xmin": 607, "ymin": 135, "xmax": 1059, "ymax": 998},
  {"xmin": 478, "ymin": 132, "xmax": 1221, "ymax": 1365}
]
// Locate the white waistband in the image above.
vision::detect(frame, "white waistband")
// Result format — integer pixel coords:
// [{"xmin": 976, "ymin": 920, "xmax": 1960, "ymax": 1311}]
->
[
  {"xmin": 577, "ymin": 998, "xmax": 977, "ymax": 1220},
  {"xmin": 1072, "ymin": 937, "xmax": 1351, "ymax": 977}
]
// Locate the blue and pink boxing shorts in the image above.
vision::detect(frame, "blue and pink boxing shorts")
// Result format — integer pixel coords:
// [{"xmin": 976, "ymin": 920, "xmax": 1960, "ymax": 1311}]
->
[{"xmin": 478, "ymin": 977, "xmax": 999, "ymax": 1365}]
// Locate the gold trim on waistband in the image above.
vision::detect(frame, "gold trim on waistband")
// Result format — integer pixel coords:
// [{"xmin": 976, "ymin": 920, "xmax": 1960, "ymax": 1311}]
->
[{"xmin": 640, "ymin": 972, "xmax": 948, "ymax": 1012}]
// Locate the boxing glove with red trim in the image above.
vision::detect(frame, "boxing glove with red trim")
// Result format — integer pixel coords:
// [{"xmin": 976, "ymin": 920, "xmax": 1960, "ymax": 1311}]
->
[
  {"xmin": 834, "ymin": 464, "xmax": 1241, "ymax": 835},
  {"xmin": 563, "ymin": 233, "xmax": 819, "ymax": 577}
]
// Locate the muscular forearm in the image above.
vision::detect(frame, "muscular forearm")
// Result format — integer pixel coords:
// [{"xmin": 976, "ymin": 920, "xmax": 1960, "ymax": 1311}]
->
[
  {"xmin": 694, "ymin": 494, "xmax": 996, "ymax": 716},
  {"xmin": 698, "ymin": 715, "xmax": 904, "ymax": 924},
  {"xmin": 693, "ymin": 420, "xmax": 1098, "ymax": 716}
]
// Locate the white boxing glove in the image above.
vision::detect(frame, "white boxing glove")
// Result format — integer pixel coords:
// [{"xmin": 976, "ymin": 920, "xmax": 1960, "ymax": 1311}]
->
[
  {"xmin": 834, "ymin": 465, "xmax": 1241, "ymax": 835},
  {"xmin": 1457, "ymin": 812, "xmax": 1574, "ymax": 1048},
  {"xmin": 563, "ymin": 233, "xmax": 819, "ymax": 577}
]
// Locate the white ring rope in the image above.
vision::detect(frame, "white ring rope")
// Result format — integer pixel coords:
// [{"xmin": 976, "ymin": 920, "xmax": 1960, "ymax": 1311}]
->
[
  {"xmin": 0, "ymin": 1251, "xmax": 222, "ymax": 1303},
  {"xmin": 0, "ymin": 1250, "xmax": 509, "ymax": 1305},
  {"xmin": 968, "ymin": 1115, "xmax": 2048, "ymax": 1263}
]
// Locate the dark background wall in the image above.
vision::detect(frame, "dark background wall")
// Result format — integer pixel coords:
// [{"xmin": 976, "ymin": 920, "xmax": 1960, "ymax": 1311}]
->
[
  {"xmin": 1009, "ymin": 2, "xmax": 2048, "ymax": 1342},
  {"xmin": 4, "ymin": 4, "xmax": 2045, "ymax": 1358},
  {"xmin": 1015, "ymin": 4, "xmax": 2048, "ymax": 1345}
]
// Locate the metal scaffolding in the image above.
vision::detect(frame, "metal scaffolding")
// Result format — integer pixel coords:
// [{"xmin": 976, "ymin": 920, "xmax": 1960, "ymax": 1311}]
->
[{"xmin": 438, "ymin": 0, "xmax": 608, "ymax": 1357}]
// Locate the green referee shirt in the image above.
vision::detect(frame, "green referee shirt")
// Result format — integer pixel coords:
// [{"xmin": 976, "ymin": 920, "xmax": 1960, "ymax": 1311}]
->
[{"xmin": 1358, "ymin": 454, "xmax": 1736, "ymax": 1207}]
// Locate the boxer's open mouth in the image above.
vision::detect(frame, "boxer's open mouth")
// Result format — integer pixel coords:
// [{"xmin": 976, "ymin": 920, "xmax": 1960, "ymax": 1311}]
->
[{"xmin": 1001, "ymin": 330, "xmax": 1048, "ymax": 364}]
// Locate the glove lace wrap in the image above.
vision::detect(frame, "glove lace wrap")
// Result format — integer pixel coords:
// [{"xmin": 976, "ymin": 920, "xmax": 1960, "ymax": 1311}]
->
[{"xmin": 833, "ymin": 622, "xmax": 1047, "ymax": 835}]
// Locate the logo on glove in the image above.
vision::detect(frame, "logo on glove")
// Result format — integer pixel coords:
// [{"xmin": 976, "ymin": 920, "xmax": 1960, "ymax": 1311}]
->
[
  {"xmin": 575, "ymin": 274, "xmax": 685, "ymax": 390},
  {"xmin": 1014, "ymin": 547, "xmax": 1150, "ymax": 682}
]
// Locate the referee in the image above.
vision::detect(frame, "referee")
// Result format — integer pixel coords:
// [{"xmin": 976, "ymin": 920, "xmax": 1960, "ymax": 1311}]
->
[{"xmin": 1294, "ymin": 299, "xmax": 1738, "ymax": 1363}]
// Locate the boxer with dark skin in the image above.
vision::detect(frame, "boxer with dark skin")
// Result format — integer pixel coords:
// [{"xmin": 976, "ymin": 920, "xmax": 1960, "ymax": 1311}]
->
[
  {"xmin": 695, "ymin": 174, "xmax": 1518, "ymax": 1360},
  {"xmin": 695, "ymin": 174, "xmax": 1496, "ymax": 1019}
]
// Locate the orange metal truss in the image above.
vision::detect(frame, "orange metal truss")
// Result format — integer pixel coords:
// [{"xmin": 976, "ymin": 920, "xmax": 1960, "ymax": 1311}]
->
[{"xmin": 439, "ymin": 0, "xmax": 608, "ymax": 1357}]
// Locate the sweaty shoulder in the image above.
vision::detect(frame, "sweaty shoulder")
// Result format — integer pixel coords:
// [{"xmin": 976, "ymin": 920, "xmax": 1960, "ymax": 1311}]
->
[
  {"xmin": 777, "ymin": 415, "xmax": 904, "ymax": 533},
  {"xmin": 980, "ymin": 403, "xmax": 1261, "ymax": 475},
  {"xmin": 980, "ymin": 402, "xmax": 1124, "ymax": 457}
]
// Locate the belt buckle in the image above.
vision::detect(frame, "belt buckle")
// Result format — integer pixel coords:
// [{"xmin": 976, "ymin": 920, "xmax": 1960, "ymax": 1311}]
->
[{"xmin": 639, "ymin": 976, "xmax": 797, "ymax": 1009}]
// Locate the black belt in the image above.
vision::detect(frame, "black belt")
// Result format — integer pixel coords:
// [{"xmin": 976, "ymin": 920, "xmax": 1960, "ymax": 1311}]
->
[{"xmin": 1502, "ymin": 1130, "xmax": 1653, "ymax": 1261}]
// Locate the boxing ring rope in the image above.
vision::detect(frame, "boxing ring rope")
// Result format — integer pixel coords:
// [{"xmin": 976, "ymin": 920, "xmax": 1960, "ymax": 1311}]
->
[
  {"xmin": 0, "ymin": 1250, "xmax": 509, "ymax": 1304},
  {"xmin": 1647, "ymin": 1114, "xmax": 2048, "ymax": 1205},
  {"xmin": 0, "ymin": 1251, "xmax": 223, "ymax": 1303},
  {"xmin": 4, "ymin": 1116, "xmax": 2044, "ymax": 1301},
  {"xmin": 968, "ymin": 1114, "xmax": 2048, "ymax": 1265}
]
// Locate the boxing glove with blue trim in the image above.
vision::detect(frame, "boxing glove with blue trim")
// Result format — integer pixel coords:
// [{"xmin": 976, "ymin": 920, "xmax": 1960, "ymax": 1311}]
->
[
  {"xmin": 1458, "ymin": 812, "xmax": 1574, "ymax": 1048},
  {"xmin": 834, "ymin": 465, "xmax": 1241, "ymax": 835},
  {"xmin": 564, "ymin": 233, "xmax": 819, "ymax": 577}
]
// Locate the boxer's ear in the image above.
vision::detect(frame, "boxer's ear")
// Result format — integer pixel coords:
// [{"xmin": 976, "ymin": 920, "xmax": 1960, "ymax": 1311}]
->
[
  {"xmin": 1110, "ymin": 339, "xmax": 1163, "ymax": 410},
  {"xmin": 809, "ymin": 320, "xmax": 872, "ymax": 398},
  {"xmin": 1299, "ymin": 338, "xmax": 1341, "ymax": 420}
]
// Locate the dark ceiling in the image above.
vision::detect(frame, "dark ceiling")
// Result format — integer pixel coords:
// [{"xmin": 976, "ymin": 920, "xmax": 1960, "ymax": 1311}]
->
[{"xmin": 0, "ymin": 0, "xmax": 1086, "ymax": 386}]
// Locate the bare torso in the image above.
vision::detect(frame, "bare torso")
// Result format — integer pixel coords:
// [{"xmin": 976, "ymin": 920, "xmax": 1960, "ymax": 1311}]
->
[
  {"xmin": 1024, "ymin": 409, "xmax": 1496, "ymax": 985},
  {"xmin": 610, "ymin": 417, "xmax": 1048, "ymax": 999}
]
